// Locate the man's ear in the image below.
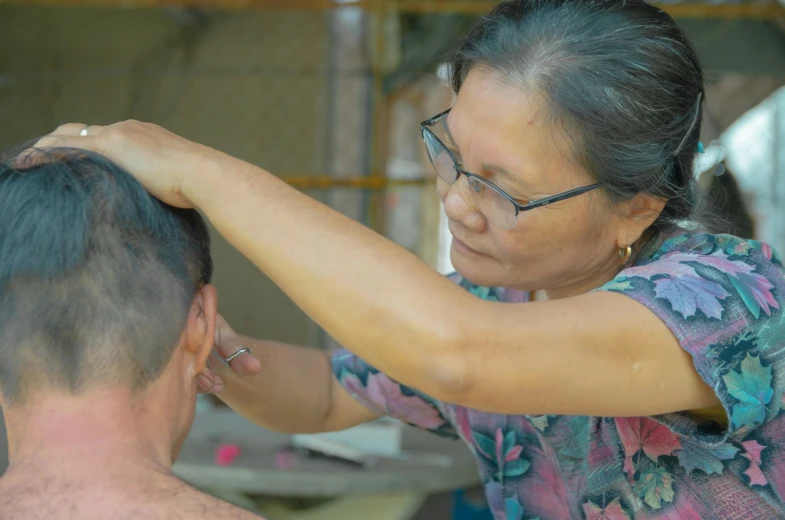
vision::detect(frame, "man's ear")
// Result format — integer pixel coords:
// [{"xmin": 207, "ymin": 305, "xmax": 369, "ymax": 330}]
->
[{"xmin": 184, "ymin": 284, "xmax": 218, "ymax": 376}]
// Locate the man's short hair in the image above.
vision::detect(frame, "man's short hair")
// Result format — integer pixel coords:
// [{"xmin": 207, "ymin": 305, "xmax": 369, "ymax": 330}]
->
[{"xmin": 0, "ymin": 149, "xmax": 213, "ymax": 404}]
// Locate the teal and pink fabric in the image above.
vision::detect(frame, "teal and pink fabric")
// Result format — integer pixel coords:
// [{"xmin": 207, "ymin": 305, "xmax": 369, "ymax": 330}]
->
[{"xmin": 332, "ymin": 233, "xmax": 785, "ymax": 519}]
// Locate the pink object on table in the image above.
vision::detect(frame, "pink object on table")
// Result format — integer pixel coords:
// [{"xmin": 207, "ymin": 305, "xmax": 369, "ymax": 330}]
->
[
  {"xmin": 275, "ymin": 448, "xmax": 297, "ymax": 470},
  {"xmin": 215, "ymin": 443, "xmax": 242, "ymax": 466}
]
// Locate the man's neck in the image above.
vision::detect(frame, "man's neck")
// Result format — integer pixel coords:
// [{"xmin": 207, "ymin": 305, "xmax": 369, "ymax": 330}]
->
[{"xmin": 3, "ymin": 389, "xmax": 176, "ymax": 479}]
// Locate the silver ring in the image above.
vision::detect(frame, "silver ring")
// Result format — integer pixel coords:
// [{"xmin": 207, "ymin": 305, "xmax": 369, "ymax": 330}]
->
[
  {"xmin": 225, "ymin": 347, "xmax": 252, "ymax": 363},
  {"xmin": 212, "ymin": 347, "xmax": 252, "ymax": 365},
  {"xmin": 79, "ymin": 125, "xmax": 91, "ymax": 137}
]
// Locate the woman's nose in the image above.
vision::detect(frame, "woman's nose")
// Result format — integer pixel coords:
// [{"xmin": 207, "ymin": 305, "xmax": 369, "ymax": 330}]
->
[{"xmin": 442, "ymin": 177, "xmax": 487, "ymax": 233}]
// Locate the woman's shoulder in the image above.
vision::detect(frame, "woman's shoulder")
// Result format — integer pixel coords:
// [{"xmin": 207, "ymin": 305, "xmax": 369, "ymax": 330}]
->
[
  {"xmin": 639, "ymin": 232, "xmax": 782, "ymax": 268},
  {"xmin": 623, "ymin": 232, "xmax": 784, "ymax": 295},
  {"xmin": 605, "ymin": 231, "xmax": 784, "ymax": 324},
  {"xmin": 605, "ymin": 233, "xmax": 785, "ymax": 437}
]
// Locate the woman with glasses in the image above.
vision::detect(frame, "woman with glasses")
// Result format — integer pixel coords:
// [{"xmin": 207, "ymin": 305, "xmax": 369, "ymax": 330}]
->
[{"xmin": 35, "ymin": 0, "xmax": 785, "ymax": 517}]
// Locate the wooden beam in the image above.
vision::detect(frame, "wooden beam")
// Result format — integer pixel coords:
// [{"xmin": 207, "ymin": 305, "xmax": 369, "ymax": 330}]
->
[
  {"xmin": 278, "ymin": 175, "xmax": 433, "ymax": 189},
  {"xmin": 0, "ymin": 0, "xmax": 782, "ymax": 19},
  {"xmin": 662, "ymin": 3, "xmax": 784, "ymax": 19}
]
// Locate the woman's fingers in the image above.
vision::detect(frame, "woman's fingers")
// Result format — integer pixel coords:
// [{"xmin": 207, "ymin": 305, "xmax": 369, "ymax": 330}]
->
[
  {"xmin": 209, "ymin": 375, "xmax": 226, "ymax": 394},
  {"xmin": 197, "ymin": 368, "xmax": 216, "ymax": 393},
  {"xmin": 18, "ymin": 120, "xmax": 197, "ymax": 209},
  {"xmin": 15, "ymin": 122, "xmax": 108, "ymax": 169},
  {"xmin": 13, "ymin": 136, "xmax": 98, "ymax": 169},
  {"xmin": 33, "ymin": 135, "xmax": 100, "ymax": 152},
  {"xmin": 30, "ymin": 123, "xmax": 107, "ymax": 152},
  {"xmin": 51, "ymin": 122, "xmax": 106, "ymax": 137},
  {"xmin": 196, "ymin": 367, "xmax": 227, "ymax": 394}
]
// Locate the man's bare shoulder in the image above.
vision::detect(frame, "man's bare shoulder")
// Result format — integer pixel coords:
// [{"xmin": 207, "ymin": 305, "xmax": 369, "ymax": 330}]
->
[
  {"xmin": 0, "ymin": 472, "xmax": 264, "ymax": 520},
  {"xmin": 165, "ymin": 484, "xmax": 264, "ymax": 520}
]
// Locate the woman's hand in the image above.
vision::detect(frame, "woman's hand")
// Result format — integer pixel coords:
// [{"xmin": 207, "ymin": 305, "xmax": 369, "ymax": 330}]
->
[
  {"xmin": 27, "ymin": 121, "xmax": 229, "ymax": 209},
  {"xmin": 198, "ymin": 314, "xmax": 263, "ymax": 394},
  {"xmin": 196, "ymin": 316, "xmax": 380, "ymax": 433}
]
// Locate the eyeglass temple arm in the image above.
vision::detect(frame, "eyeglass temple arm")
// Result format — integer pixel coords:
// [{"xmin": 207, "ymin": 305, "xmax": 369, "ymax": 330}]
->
[
  {"xmin": 421, "ymin": 108, "xmax": 452, "ymax": 127},
  {"xmin": 518, "ymin": 183, "xmax": 602, "ymax": 211}
]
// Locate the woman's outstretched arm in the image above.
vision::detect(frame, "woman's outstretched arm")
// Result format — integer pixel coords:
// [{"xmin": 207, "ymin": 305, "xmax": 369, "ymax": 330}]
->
[{"xmin": 30, "ymin": 122, "xmax": 719, "ymax": 417}]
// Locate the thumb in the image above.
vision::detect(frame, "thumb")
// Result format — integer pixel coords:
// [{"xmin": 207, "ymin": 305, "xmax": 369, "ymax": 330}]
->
[
  {"xmin": 221, "ymin": 344, "xmax": 263, "ymax": 377},
  {"xmin": 215, "ymin": 324, "xmax": 262, "ymax": 377}
]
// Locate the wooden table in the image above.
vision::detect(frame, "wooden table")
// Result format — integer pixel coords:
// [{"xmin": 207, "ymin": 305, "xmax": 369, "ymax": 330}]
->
[{"xmin": 174, "ymin": 407, "xmax": 481, "ymax": 519}]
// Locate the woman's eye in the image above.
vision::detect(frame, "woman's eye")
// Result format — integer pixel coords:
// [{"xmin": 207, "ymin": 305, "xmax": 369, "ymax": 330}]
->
[
  {"xmin": 497, "ymin": 187, "xmax": 529, "ymax": 205},
  {"xmin": 448, "ymin": 150, "xmax": 464, "ymax": 166}
]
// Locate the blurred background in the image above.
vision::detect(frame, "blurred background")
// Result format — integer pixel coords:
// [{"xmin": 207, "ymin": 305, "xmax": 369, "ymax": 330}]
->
[{"xmin": 0, "ymin": 0, "xmax": 783, "ymax": 518}]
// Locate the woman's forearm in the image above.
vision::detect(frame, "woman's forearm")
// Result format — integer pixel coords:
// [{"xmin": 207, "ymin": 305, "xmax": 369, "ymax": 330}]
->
[{"xmin": 190, "ymin": 157, "xmax": 475, "ymax": 399}]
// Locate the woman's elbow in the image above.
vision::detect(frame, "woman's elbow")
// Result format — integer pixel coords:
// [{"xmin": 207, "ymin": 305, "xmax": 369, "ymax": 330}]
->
[{"xmin": 418, "ymin": 325, "xmax": 476, "ymax": 404}]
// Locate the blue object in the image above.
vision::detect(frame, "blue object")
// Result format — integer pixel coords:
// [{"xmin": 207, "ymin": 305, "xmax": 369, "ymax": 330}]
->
[
  {"xmin": 453, "ymin": 489, "xmax": 494, "ymax": 520},
  {"xmin": 697, "ymin": 141, "xmax": 705, "ymax": 153}
]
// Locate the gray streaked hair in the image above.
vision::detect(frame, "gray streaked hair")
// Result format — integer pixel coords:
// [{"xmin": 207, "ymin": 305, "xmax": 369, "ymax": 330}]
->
[{"xmin": 450, "ymin": 0, "xmax": 705, "ymax": 241}]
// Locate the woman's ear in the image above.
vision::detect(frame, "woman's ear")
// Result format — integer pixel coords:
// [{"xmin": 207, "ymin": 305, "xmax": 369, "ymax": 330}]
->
[{"xmin": 617, "ymin": 194, "xmax": 666, "ymax": 246}]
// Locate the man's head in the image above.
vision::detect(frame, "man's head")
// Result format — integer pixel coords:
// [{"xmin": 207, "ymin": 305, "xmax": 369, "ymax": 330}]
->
[{"xmin": 0, "ymin": 148, "xmax": 216, "ymax": 457}]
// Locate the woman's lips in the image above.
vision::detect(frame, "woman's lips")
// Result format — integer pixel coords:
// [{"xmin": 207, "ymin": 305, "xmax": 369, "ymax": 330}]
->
[{"xmin": 452, "ymin": 235, "xmax": 483, "ymax": 256}]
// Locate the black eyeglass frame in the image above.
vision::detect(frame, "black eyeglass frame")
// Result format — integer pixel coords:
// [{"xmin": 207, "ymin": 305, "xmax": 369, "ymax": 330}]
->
[{"xmin": 421, "ymin": 108, "xmax": 601, "ymax": 222}]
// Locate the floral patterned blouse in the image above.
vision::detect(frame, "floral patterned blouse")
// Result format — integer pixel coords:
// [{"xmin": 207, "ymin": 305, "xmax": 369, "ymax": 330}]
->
[{"xmin": 332, "ymin": 233, "xmax": 785, "ymax": 519}]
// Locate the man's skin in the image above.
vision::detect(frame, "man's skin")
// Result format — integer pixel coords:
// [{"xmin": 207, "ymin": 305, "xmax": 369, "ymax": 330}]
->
[{"xmin": 0, "ymin": 285, "xmax": 263, "ymax": 519}]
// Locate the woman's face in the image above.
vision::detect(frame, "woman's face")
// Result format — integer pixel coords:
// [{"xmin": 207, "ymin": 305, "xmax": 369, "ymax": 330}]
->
[{"xmin": 438, "ymin": 69, "xmax": 650, "ymax": 297}]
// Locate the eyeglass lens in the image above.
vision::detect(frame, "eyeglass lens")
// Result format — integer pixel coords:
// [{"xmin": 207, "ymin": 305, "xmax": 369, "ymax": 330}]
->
[{"xmin": 424, "ymin": 128, "xmax": 518, "ymax": 229}]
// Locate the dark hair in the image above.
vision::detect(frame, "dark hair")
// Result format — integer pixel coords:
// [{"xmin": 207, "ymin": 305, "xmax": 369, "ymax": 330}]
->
[
  {"xmin": 449, "ymin": 0, "xmax": 704, "ymax": 243},
  {"xmin": 0, "ymin": 148, "xmax": 212, "ymax": 404},
  {"xmin": 700, "ymin": 162, "xmax": 756, "ymax": 239}
]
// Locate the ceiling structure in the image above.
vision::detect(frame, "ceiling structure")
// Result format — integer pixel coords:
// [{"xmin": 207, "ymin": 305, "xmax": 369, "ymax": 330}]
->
[{"xmin": 0, "ymin": 0, "xmax": 781, "ymax": 18}]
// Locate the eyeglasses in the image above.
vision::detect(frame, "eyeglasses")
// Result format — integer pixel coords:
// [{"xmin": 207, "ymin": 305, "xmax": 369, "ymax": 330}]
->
[{"xmin": 421, "ymin": 109, "xmax": 601, "ymax": 230}]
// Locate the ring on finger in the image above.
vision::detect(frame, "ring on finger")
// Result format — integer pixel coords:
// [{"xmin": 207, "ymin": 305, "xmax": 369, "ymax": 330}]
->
[
  {"xmin": 80, "ymin": 125, "xmax": 91, "ymax": 137},
  {"xmin": 211, "ymin": 347, "xmax": 252, "ymax": 365},
  {"xmin": 224, "ymin": 347, "xmax": 252, "ymax": 364}
]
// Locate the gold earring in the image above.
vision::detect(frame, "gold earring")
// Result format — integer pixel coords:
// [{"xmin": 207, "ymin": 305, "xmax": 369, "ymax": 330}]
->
[{"xmin": 619, "ymin": 245, "xmax": 632, "ymax": 265}]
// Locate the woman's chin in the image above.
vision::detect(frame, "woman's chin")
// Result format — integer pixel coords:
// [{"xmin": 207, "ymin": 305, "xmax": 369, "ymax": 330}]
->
[{"xmin": 451, "ymin": 250, "xmax": 502, "ymax": 288}]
